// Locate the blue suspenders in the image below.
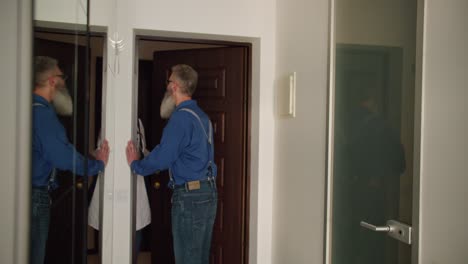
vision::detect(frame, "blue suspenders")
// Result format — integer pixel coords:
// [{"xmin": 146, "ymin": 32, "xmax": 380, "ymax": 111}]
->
[{"xmin": 168, "ymin": 108, "xmax": 215, "ymax": 188}]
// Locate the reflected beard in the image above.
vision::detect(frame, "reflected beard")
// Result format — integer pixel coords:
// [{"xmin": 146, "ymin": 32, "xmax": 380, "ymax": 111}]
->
[
  {"xmin": 53, "ymin": 87, "xmax": 73, "ymax": 116},
  {"xmin": 160, "ymin": 91, "xmax": 176, "ymax": 119}
]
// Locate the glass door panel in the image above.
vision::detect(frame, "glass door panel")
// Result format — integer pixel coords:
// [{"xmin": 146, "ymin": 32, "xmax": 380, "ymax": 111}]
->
[{"xmin": 330, "ymin": 1, "xmax": 417, "ymax": 263}]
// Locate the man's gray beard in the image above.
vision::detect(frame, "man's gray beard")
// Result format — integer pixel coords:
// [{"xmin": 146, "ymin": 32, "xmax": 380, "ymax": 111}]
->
[
  {"xmin": 53, "ymin": 87, "xmax": 73, "ymax": 116},
  {"xmin": 160, "ymin": 92, "xmax": 176, "ymax": 119}
]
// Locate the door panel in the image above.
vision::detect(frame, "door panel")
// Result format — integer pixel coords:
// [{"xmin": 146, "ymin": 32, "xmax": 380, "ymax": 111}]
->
[
  {"xmin": 332, "ymin": 45, "xmax": 407, "ymax": 264},
  {"xmin": 140, "ymin": 46, "xmax": 249, "ymax": 264},
  {"xmin": 330, "ymin": 1, "xmax": 417, "ymax": 263}
]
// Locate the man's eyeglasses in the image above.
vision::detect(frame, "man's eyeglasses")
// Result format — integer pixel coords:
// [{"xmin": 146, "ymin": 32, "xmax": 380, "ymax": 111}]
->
[{"xmin": 55, "ymin": 74, "xmax": 68, "ymax": 81}]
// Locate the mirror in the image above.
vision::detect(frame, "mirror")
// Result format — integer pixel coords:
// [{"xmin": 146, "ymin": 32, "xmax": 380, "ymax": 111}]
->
[
  {"xmin": 34, "ymin": 0, "xmax": 88, "ymax": 25},
  {"xmin": 31, "ymin": 1, "xmax": 105, "ymax": 263}
]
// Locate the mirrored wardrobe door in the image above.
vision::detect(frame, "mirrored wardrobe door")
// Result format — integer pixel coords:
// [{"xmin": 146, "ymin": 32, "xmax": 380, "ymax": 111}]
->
[{"xmin": 32, "ymin": 1, "xmax": 105, "ymax": 263}]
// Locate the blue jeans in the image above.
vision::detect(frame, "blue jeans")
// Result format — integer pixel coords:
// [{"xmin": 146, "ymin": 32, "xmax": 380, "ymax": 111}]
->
[
  {"xmin": 30, "ymin": 187, "xmax": 50, "ymax": 264},
  {"xmin": 171, "ymin": 181, "xmax": 217, "ymax": 264}
]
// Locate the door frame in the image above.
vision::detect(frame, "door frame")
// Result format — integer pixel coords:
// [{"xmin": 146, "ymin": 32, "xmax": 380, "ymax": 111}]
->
[
  {"xmin": 133, "ymin": 33, "xmax": 253, "ymax": 263},
  {"xmin": 324, "ymin": 0, "xmax": 425, "ymax": 263}
]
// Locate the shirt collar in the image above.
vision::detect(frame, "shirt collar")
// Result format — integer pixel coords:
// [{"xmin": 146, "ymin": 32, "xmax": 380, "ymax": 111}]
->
[
  {"xmin": 33, "ymin": 94, "xmax": 52, "ymax": 108},
  {"xmin": 175, "ymin": 99, "xmax": 196, "ymax": 111}
]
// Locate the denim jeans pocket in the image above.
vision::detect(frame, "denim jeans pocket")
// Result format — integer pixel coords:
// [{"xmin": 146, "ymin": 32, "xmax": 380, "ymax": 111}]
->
[
  {"xmin": 192, "ymin": 197, "xmax": 215, "ymax": 207},
  {"xmin": 192, "ymin": 195, "xmax": 217, "ymax": 231}
]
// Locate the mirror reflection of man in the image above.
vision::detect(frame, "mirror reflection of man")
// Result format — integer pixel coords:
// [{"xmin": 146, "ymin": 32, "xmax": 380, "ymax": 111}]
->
[
  {"xmin": 31, "ymin": 56, "xmax": 110, "ymax": 264},
  {"xmin": 333, "ymin": 80, "xmax": 405, "ymax": 264}
]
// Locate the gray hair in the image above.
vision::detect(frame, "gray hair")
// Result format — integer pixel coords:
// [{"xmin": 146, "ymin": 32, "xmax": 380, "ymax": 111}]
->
[
  {"xmin": 171, "ymin": 64, "xmax": 198, "ymax": 96},
  {"xmin": 34, "ymin": 56, "xmax": 58, "ymax": 88}
]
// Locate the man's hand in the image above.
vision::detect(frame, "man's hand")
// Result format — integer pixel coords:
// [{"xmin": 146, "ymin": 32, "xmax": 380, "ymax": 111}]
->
[
  {"xmin": 126, "ymin": 140, "xmax": 140, "ymax": 166},
  {"xmin": 95, "ymin": 139, "xmax": 110, "ymax": 166}
]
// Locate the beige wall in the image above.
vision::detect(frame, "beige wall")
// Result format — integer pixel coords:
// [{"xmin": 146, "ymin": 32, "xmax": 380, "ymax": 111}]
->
[
  {"xmin": 0, "ymin": 0, "xmax": 31, "ymax": 263},
  {"xmin": 417, "ymin": 0, "xmax": 468, "ymax": 262},
  {"xmin": 273, "ymin": 0, "xmax": 329, "ymax": 263}
]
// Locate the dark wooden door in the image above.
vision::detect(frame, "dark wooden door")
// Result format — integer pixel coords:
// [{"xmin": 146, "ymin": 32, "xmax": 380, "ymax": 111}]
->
[
  {"xmin": 34, "ymin": 37, "xmax": 90, "ymax": 264},
  {"xmin": 142, "ymin": 46, "xmax": 249, "ymax": 264}
]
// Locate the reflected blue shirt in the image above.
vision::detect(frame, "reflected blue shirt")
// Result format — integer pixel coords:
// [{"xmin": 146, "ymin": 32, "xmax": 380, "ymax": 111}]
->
[
  {"xmin": 131, "ymin": 100, "xmax": 216, "ymax": 185},
  {"xmin": 32, "ymin": 94, "xmax": 104, "ymax": 187}
]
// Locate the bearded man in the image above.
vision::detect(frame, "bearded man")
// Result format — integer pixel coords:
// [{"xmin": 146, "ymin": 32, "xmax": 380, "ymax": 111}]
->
[
  {"xmin": 31, "ymin": 56, "xmax": 110, "ymax": 264},
  {"xmin": 126, "ymin": 64, "xmax": 218, "ymax": 264}
]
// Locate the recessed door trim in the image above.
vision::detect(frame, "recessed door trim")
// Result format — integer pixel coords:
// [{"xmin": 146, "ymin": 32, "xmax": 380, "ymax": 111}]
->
[{"xmin": 133, "ymin": 34, "xmax": 253, "ymax": 264}]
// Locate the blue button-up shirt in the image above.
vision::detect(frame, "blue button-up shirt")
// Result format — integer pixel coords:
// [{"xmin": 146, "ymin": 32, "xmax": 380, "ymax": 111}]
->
[
  {"xmin": 131, "ymin": 100, "xmax": 216, "ymax": 185},
  {"xmin": 32, "ymin": 94, "xmax": 104, "ymax": 187}
]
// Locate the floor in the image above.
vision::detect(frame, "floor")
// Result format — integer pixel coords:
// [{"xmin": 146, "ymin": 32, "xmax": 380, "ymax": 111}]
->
[{"xmin": 88, "ymin": 251, "xmax": 151, "ymax": 264}]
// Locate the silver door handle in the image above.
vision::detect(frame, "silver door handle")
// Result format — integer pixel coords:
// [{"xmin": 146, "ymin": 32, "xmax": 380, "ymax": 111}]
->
[
  {"xmin": 360, "ymin": 221, "xmax": 392, "ymax": 232},
  {"xmin": 360, "ymin": 220, "xmax": 412, "ymax": 245}
]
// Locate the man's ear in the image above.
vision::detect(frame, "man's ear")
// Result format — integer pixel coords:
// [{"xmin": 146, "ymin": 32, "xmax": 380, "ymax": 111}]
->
[
  {"xmin": 171, "ymin": 85, "xmax": 178, "ymax": 95},
  {"xmin": 47, "ymin": 76, "xmax": 55, "ymax": 87}
]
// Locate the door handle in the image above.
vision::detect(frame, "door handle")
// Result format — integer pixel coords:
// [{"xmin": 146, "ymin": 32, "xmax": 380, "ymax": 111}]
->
[
  {"xmin": 154, "ymin": 181, "xmax": 161, "ymax": 190},
  {"xmin": 360, "ymin": 220, "xmax": 412, "ymax": 245},
  {"xmin": 360, "ymin": 221, "xmax": 391, "ymax": 232}
]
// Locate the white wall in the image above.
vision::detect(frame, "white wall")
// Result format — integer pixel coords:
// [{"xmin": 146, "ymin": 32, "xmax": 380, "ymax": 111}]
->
[
  {"xmin": 0, "ymin": 0, "xmax": 32, "ymax": 263},
  {"xmin": 89, "ymin": 0, "xmax": 277, "ymax": 263},
  {"xmin": 273, "ymin": 0, "xmax": 330, "ymax": 263},
  {"xmin": 0, "ymin": 2, "xmax": 19, "ymax": 262},
  {"xmin": 418, "ymin": 0, "xmax": 468, "ymax": 262}
]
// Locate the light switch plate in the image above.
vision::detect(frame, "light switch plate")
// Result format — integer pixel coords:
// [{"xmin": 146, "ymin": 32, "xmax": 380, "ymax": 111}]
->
[{"xmin": 288, "ymin": 72, "xmax": 296, "ymax": 117}]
